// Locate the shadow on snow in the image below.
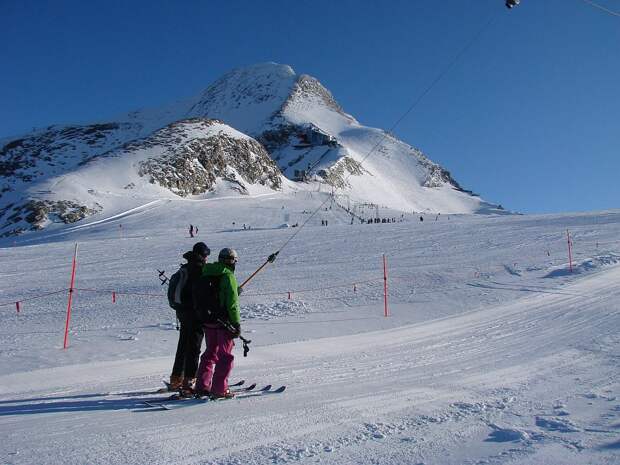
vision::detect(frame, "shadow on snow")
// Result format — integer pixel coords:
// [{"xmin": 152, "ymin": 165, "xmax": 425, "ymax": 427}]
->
[{"xmin": 0, "ymin": 392, "xmax": 168, "ymax": 416}]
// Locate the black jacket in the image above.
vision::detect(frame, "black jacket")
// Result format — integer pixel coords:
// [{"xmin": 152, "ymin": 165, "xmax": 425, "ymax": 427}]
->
[{"xmin": 179, "ymin": 251, "xmax": 205, "ymax": 312}]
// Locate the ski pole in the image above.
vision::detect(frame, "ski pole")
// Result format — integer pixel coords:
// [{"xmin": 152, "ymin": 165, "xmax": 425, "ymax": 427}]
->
[
  {"xmin": 239, "ymin": 252, "xmax": 279, "ymax": 289},
  {"xmin": 157, "ymin": 269, "xmax": 169, "ymax": 285},
  {"xmin": 215, "ymin": 316, "xmax": 251, "ymax": 357},
  {"xmin": 240, "ymin": 335, "xmax": 251, "ymax": 357}
]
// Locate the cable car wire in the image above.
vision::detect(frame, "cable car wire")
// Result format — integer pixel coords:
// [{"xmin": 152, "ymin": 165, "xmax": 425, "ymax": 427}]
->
[
  {"xmin": 580, "ymin": 0, "xmax": 620, "ymax": 18},
  {"xmin": 273, "ymin": 12, "xmax": 502, "ymax": 257},
  {"xmin": 242, "ymin": 8, "xmax": 505, "ymax": 287}
]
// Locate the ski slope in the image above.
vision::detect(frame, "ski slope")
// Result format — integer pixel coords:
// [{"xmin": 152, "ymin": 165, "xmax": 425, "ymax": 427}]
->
[{"xmin": 0, "ymin": 197, "xmax": 619, "ymax": 465}]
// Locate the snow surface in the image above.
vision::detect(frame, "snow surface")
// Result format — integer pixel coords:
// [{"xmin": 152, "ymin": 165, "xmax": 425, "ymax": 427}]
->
[
  {"xmin": 2, "ymin": 62, "xmax": 501, "ymax": 240},
  {"xmin": 23, "ymin": 119, "xmax": 284, "ymax": 232},
  {"xmin": 187, "ymin": 63, "xmax": 298, "ymax": 136},
  {"xmin": 0, "ymin": 195, "xmax": 619, "ymax": 465}
]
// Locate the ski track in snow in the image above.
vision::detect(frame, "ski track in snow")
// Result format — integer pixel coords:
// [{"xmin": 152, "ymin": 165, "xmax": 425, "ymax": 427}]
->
[{"xmin": 0, "ymin": 199, "xmax": 619, "ymax": 465}]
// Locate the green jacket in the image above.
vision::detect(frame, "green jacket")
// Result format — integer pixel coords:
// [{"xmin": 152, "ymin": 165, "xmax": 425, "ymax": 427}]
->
[{"xmin": 202, "ymin": 262, "xmax": 240, "ymax": 326}]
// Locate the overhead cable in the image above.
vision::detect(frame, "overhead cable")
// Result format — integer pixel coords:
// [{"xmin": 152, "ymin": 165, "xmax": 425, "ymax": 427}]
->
[
  {"xmin": 580, "ymin": 0, "xmax": 620, "ymax": 18},
  {"xmin": 273, "ymin": 11, "xmax": 501, "ymax": 258}
]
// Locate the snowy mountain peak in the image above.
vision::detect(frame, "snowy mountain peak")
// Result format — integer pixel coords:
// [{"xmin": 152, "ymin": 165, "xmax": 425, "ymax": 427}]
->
[
  {"xmin": 292, "ymin": 74, "xmax": 344, "ymax": 113},
  {"xmin": 0, "ymin": 62, "xmax": 505, "ymax": 237},
  {"xmin": 184, "ymin": 63, "xmax": 353, "ymax": 135},
  {"xmin": 277, "ymin": 73, "xmax": 356, "ymax": 128},
  {"xmin": 186, "ymin": 62, "xmax": 298, "ymax": 135}
]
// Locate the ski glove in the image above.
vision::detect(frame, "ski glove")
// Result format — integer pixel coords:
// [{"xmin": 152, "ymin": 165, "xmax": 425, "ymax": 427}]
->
[{"xmin": 229, "ymin": 323, "xmax": 241, "ymax": 339}]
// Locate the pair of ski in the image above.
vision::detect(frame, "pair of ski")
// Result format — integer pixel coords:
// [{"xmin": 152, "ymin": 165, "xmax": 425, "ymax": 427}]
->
[
  {"xmin": 144, "ymin": 380, "xmax": 285, "ymax": 410},
  {"xmin": 155, "ymin": 378, "xmax": 252, "ymax": 394}
]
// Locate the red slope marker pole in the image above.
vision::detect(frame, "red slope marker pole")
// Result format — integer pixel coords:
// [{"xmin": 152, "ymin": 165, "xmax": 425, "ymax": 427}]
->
[
  {"xmin": 16, "ymin": 301, "xmax": 20, "ymax": 313},
  {"xmin": 567, "ymin": 230, "xmax": 573, "ymax": 273},
  {"xmin": 63, "ymin": 243, "xmax": 79, "ymax": 349},
  {"xmin": 383, "ymin": 254, "xmax": 389, "ymax": 317}
]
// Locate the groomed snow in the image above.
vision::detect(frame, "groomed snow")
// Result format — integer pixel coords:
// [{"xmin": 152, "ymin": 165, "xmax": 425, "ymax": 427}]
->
[{"xmin": 0, "ymin": 196, "xmax": 619, "ymax": 465}]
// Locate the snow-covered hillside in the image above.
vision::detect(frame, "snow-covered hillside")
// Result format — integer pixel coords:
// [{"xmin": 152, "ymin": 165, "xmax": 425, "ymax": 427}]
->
[
  {"xmin": 0, "ymin": 118, "xmax": 285, "ymax": 237},
  {"xmin": 186, "ymin": 63, "xmax": 497, "ymax": 213},
  {"xmin": 1, "ymin": 63, "xmax": 502, "ymax": 238},
  {"xmin": 0, "ymin": 193, "xmax": 618, "ymax": 464}
]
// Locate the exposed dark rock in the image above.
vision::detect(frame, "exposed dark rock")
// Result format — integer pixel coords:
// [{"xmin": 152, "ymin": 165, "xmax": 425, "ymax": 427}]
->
[
  {"xmin": 318, "ymin": 157, "xmax": 367, "ymax": 189},
  {"xmin": 0, "ymin": 199, "xmax": 102, "ymax": 236},
  {"xmin": 417, "ymin": 153, "xmax": 463, "ymax": 190},
  {"xmin": 0, "ymin": 122, "xmax": 139, "ymax": 182},
  {"xmin": 282, "ymin": 74, "xmax": 348, "ymax": 117},
  {"xmin": 137, "ymin": 119, "xmax": 281, "ymax": 196},
  {"xmin": 258, "ymin": 125, "xmax": 300, "ymax": 152},
  {"xmin": 25, "ymin": 200, "xmax": 102, "ymax": 227}
]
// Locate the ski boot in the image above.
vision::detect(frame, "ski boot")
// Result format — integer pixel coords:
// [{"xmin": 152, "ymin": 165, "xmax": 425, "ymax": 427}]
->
[
  {"xmin": 210, "ymin": 389, "xmax": 235, "ymax": 400},
  {"xmin": 193, "ymin": 387, "xmax": 211, "ymax": 399},
  {"xmin": 168, "ymin": 374, "xmax": 183, "ymax": 391},
  {"xmin": 175, "ymin": 377, "xmax": 196, "ymax": 398},
  {"xmin": 182, "ymin": 377, "xmax": 196, "ymax": 390}
]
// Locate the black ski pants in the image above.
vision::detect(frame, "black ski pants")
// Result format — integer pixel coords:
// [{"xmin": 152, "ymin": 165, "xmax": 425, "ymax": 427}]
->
[{"xmin": 171, "ymin": 309, "xmax": 204, "ymax": 379}]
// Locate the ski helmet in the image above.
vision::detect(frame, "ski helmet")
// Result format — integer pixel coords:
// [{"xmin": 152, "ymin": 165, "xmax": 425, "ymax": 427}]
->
[
  {"xmin": 192, "ymin": 242, "xmax": 210, "ymax": 258},
  {"xmin": 218, "ymin": 247, "xmax": 239, "ymax": 263}
]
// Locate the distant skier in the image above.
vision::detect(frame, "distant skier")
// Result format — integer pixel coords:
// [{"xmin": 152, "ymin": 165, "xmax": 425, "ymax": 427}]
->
[
  {"xmin": 419, "ymin": 216, "xmax": 424, "ymax": 222},
  {"xmin": 194, "ymin": 248, "xmax": 242, "ymax": 399},
  {"xmin": 189, "ymin": 224, "xmax": 194, "ymax": 238},
  {"xmin": 168, "ymin": 242, "xmax": 210, "ymax": 392}
]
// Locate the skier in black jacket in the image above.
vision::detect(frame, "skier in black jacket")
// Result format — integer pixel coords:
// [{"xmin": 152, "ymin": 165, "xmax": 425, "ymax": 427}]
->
[{"xmin": 169, "ymin": 242, "xmax": 210, "ymax": 391}]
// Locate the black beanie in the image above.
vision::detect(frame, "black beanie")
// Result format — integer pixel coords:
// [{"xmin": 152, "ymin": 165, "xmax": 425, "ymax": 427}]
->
[{"xmin": 192, "ymin": 242, "xmax": 210, "ymax": 258}]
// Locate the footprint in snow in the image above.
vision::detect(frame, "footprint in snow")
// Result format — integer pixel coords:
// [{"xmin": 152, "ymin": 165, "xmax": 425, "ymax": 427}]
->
[
  {"xmin": 535, "ymin": 416, "xmax": 580, "ymax": 433},
  {"xmin": 485, "ymin": 424, "xmax": 529, "ymax": 443}
]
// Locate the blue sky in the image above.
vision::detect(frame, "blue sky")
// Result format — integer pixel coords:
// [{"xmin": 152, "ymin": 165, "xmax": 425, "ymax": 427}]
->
[{"xmin": 1, "ymin": 0, "xmax": 618, "ymax": 213}]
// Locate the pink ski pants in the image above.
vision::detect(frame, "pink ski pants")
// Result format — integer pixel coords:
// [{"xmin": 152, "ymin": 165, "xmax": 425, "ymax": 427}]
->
[{"xmin": 196, "ymin": 326, "xmax": 235, "ymax": 395}]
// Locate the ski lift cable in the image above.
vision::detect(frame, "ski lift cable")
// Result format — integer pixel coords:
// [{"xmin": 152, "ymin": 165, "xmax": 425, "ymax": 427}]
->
[
  {"xmin": 242, "ymin": 10, "xmax": 503, "ymax": 288},
  {"xmin": 580, "ymin": 0, "xmax": 620, "ymax": 18},
  {"xmin": 382, "ymin": 13, "xmax": 501, "ymax": 144},
  {"xmin": 277, "ymin": 12, "xmax": 501, "ymax": 251}
]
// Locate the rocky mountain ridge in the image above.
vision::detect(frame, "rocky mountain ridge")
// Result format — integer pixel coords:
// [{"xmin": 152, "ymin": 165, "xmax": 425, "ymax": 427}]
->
[
  {"xmin": 0, "ymin": 62, "xmax": 500, "ymax": 237},
  {"xmin": 136, "ymin": 118, "xmax": 281, "ymax": 196}
]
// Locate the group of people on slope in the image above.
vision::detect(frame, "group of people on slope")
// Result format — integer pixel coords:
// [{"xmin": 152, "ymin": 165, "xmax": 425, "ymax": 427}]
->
[{"xmin": 169, "ymin": 242, "xmax": 241, "ymax": 399}]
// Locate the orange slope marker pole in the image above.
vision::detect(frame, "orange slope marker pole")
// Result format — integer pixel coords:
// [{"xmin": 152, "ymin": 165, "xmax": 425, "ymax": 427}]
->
[
  {"xmin": 383, "ymin": 254, "xmax": 389, "ymax": 317},
  {"xmin": 567, "ymin": 230, "xmax": 573, "ymax": 273},
  {"xmin": 63, "ymin": 243, "xmax": 79, "ymax": 349}
]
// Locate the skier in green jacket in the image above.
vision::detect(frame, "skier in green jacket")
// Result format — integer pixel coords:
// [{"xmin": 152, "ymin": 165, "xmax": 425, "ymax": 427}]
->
[{"xmin": 194, "ymin": 248, "xmax": 241, "ymax": 398}]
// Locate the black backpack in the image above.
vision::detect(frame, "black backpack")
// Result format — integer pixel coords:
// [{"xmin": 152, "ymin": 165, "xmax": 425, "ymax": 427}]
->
[
  {"xmin": 167, "ymin": 266, "xmax": 189, "ymax": 311},
  {"xmin": 193, "ymin": 274, "xmax": 226, "ymax": 323}
]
